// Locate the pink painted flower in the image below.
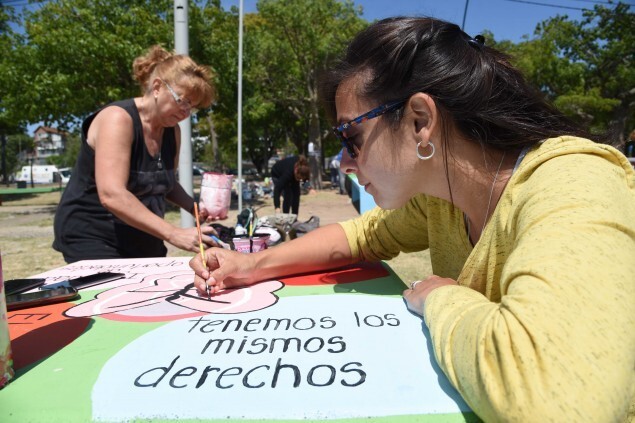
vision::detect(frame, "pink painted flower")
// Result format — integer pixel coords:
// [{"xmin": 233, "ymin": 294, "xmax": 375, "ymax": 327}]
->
[{"xmin": 65, "ymin": 271, "xmax": 283, "ymax": 322}]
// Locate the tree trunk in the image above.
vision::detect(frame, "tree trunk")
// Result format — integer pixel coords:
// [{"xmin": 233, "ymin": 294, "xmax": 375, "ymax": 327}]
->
[
  {"xmin": 608, "ymin": 102, "xmax": 629, "ymax": 149},
  {"xmin": 308, "ymin": 88, "xmax": 322, "ymax": 190},
  {"xmin": 1, "ymin": 132, "xmax": 7, "ymax": 186},
  {"xmin": 207, "ymin": 115, "xmax": 220, "ymax": 171}
]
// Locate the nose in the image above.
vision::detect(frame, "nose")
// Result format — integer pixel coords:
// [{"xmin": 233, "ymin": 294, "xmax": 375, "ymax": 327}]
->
[
  {"xmin": 340, "ymin": 149, "xmax": 357, "ymax": 174},
  {"xmin": 177, "ymin": 107, "xmax": 191, "ymax": 119}
]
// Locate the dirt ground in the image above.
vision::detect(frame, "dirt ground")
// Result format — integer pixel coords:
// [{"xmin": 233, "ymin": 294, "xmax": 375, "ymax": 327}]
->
[{"xmin": 0, "ymin": 182, "xmax": 429, "ymax": 284}]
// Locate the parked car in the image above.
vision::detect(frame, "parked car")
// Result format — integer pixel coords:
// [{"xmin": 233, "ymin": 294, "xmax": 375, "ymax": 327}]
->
[
  {"xmin": 193, "ymin": 164, "xmax": 209, "ymax": 176},
  {"xmin": 15, "ymin": 165, "xmax": 60, "ymax": 184},
  {"xmin": 226, "ymin": 167, "xmax": 261, "ymax": 179},
  {"xmin": 191, "ymin": 164, "xmax": 210, "ymax": 187},
  {"xmin": 58, "ymin": 167, "xmax": 72, "ymax": 184},
  {"xmin": 267, "ymin": 155, "xmax": 280, "ymax": 170}
]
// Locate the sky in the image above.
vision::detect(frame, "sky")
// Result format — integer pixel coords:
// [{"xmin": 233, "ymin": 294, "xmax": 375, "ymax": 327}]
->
[
  {"xmin": 223, "ymin": 0, "xmax": 632, "ymax": 43},
  {"xmin": 9, "ymin": 0, "xmax": 625, "ymax": 43}
]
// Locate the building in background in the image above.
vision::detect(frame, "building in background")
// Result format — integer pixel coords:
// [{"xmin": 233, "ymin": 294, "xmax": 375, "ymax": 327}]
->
[{"xmin": 32, "ymin": 126, "xmax": 67, "ymax": 165}]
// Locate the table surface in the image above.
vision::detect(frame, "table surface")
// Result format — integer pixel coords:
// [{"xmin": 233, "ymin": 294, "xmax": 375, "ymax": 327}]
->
[{"xmin": 0, "ymin": 257, "xmax": 474, "ymax": 422}]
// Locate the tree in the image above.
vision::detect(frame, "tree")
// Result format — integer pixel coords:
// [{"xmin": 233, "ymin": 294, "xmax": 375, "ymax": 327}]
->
[
  {"xmin": 3, "ymin": 134, "xmax": 33, "ymax": 183},
  {"xmin": 5, "ymin": 0, "xmax": 176, "ymax": 129},
  {"xmin": 507, "ymin": 3, "xmax": 634, "ymax": 146},
  {"xmin": 247, "ymin": 0, "xmax": 366, "ymax": 164},
  {"xmin": 0, "ymin": 3, "xmax": 26, "ymax": 184},
  {"xmin": 190, "ymin": 0, "xmax": 243, "ymax": 171},
  {"xmin": 189, "ymin": 1, "xmax": 367, "ymax": 178},
  {"xmin": 0, "ymin": 3, "xmax": 21, "ymax": 130}
]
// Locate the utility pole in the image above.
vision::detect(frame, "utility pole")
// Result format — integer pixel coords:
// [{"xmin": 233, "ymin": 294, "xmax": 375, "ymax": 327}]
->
[
  {"xmin": 1, "ymin": 132, "xmax": 7, "ymax": 186},
  {"xmin": 174, "ymin": 0, "xmax": 194, "ymax": 228},
  {"xmin": 462, "ymin": 0, "xmax": 470, "ymax": 31},
  {"xmin": 237, "ymin": 0, "xmax": 244, "ymax": 211}
]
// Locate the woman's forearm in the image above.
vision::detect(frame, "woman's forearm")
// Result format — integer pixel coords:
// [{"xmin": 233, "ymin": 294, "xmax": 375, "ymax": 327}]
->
[
  {"xmin": 167, "ymin": 183, "xmax": 195, "ymax": 213},
  {"xmin": 100, "ymin": 188, "xmax": 176, "ymax": 241},
  {"xmin": 252, "ymin": 223, "xmax": 354, "ymax": 282}
]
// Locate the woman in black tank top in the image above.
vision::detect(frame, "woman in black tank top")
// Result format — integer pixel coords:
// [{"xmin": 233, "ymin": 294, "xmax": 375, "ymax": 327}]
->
[{"xmin": 53, "ymin": 45, "xmax": 219, "ymax": 263}]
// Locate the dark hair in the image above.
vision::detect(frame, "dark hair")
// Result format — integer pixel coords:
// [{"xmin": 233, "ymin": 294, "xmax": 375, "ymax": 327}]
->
[
  {"xmin": 294, "ymin": 155, "xmax": 311, "ymax": 181},
  {"xmin": 320, "ymin": 16, "xmax": 594, "ymax": 152}
]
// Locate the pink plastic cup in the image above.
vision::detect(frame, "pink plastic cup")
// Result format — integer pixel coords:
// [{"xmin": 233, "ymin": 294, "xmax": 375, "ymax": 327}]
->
[
  {"xmin": 199, "ymin": 173, "xmax": 233, "ymax": 220},
  {"xmin": 233, "ymin": 234, "xmax": 270, "ymax": 253}
]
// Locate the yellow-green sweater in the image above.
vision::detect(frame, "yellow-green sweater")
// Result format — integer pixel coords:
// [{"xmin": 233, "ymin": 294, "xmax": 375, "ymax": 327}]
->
[{"xmin": 341, "ymin": 136, "xmax": 635, "ymax": 422}]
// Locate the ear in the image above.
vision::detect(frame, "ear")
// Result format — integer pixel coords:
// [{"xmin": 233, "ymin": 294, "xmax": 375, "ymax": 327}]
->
[
  {"xmin": 151, "ymin": 78, "xmax": 162, "ymax": 97},
  {"xmin": 406, "ymin": 93, "xmax": 438, "ymax": 145}
]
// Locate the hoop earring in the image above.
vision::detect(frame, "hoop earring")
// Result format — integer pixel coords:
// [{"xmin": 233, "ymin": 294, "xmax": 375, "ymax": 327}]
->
[{"xmin": 416, "ymin": 141, "xmax": 435, "ymax": 160}]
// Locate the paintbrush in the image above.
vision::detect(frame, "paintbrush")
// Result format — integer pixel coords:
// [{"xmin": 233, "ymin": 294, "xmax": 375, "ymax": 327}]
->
[
  {"xmin": 210, "ymin": 235, "xmax": 231, "ymax": 250},
  {"xmin": 193, "ymin": 202, "xmax": 211, "ymax": 300}
]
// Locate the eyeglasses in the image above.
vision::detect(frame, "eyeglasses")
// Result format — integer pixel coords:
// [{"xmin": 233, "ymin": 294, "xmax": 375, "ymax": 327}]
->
[
  {"xmin": 332, "ymin": 99, "xmax": 406, "ymax": 158},
  {"xmin": 160, "ymin": 79, "xmax": 198, "ymax": 114}
]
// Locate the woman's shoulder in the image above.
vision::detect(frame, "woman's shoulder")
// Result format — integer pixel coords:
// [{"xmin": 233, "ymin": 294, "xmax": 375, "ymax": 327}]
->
[
  {"xmin": 507, "ymin": 136, "xmax": 635, "ymax": 218},
  {"xmin": 92, "ymin": 105, "xmax": 134, "ymax": 127},
  {"xmin": 516, "ymin": 136, "xmax": 633, "ymax": 184},
  {"xmin": 89, "ymin": 99, "xmax": 136, "ymax": 122},
  {"xmin": 526, "ymin": 136, "xmax": 629, "ymax": 166},
  {"xmin": 85, "ymin": 101, "xmax": 136, "ymax": 144}
]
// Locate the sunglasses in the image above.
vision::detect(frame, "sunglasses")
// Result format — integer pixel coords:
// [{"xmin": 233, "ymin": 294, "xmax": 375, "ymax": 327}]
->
[{"xmin": 332, "ymin": 99, "xmax": 406, "ymax": 158}]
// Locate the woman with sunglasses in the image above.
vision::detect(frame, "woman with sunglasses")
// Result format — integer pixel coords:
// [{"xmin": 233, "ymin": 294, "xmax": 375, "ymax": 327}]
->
[
  {"xmin": 190, "ymin": 17, "xmax": 635, "ymax": 421},
  {"xmin": 54, "ymin": 45, "xmax": 218, "ymax": 262}
]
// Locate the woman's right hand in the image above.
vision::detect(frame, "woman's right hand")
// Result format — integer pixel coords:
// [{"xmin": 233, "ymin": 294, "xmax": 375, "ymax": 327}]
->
[
  {"xmin": 189, "ymin": 248, "xmax": 257, "ymax": 296},
  {"xmin": 168, "ymin": 226, "xmax": 218, "ymax": 253}
]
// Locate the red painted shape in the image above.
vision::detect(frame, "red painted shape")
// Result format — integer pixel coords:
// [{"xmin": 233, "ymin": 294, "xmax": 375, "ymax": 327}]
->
[
  {"xmin": 7, "ymin": 302, "xmax": 90, "ymax": 370},
  {"xmin": 279, "ymin": 262, "xmax": 388, "ymax": 286}
]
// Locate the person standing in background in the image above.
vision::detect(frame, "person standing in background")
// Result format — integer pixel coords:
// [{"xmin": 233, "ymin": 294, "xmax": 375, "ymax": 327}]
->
[
  {"xmin": 625, "ymin": 130, "xmax": 635, "ymax": 158},
  {"xmin": 626, "ymin": 130, "xmax": 635, "ymax": 170},
  {"xmin": 54, "ymin": 45, "xmax": 219, "ymax": 263},
  {"xmin": 271, "ymin": 155, "xmax": 310, "ymax": 215},
  {"xmin": 329, "ymin": 152, "xmax": 341, "ymax": 190},
  {"xmin": 335, "ymin": 148, "xmax": 346, "ymax": 194},
  {"xmin": 307, "ymin": 141, "xmax": 322, "ymax": 190}
]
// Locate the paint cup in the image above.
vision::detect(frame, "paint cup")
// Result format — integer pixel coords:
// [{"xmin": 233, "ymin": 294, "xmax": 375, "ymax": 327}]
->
[
  {"xmin": 232, "ymin": 234, "xmax": 270, "ymax": 253},
  {"xmin": 199, "ymin": 173, "xmax": 234, "ymax": 220},
  {"xmin": 0, "ymin": 251, "xmax": 15, "ymax": 389}
]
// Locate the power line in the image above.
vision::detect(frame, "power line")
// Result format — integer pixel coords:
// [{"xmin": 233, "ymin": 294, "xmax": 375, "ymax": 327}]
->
[
  {"xmin": 570, "ymin": 0, "xmax": 616, "ymax": 3},
  {"xmin": 504, "ymin": 0, "xmax": 633, "ymax": 9},
  {"xmin": 503, "ymin": 0, "xmax": 587, "ymax": 10},
  {"xmin": 570, "ymin": 0, "xmax": 633, "ymax": 4}
]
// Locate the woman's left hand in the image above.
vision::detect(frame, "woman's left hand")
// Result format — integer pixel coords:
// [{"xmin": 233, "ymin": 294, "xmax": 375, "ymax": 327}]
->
[{"xmin": 403, "ymin": 275, "xmax": 458, "ymax": 316}]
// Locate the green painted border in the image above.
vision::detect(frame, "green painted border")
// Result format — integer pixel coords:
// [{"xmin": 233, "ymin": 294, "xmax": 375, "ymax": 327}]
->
[{"xmin": 0, "ymin": 266, "xmax": 478, "ymax": 422}]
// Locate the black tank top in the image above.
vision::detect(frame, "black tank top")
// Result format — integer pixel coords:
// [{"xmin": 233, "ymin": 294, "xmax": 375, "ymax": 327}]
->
[{"xmin": 53, "ymin": 99, "xmax": 177, "ymax": 262}]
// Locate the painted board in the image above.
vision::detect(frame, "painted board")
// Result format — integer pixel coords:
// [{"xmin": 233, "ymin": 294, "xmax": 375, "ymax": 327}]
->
[{"xmin": 0, "ymin": 257, "xmax": 474, "ymax": 422}]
